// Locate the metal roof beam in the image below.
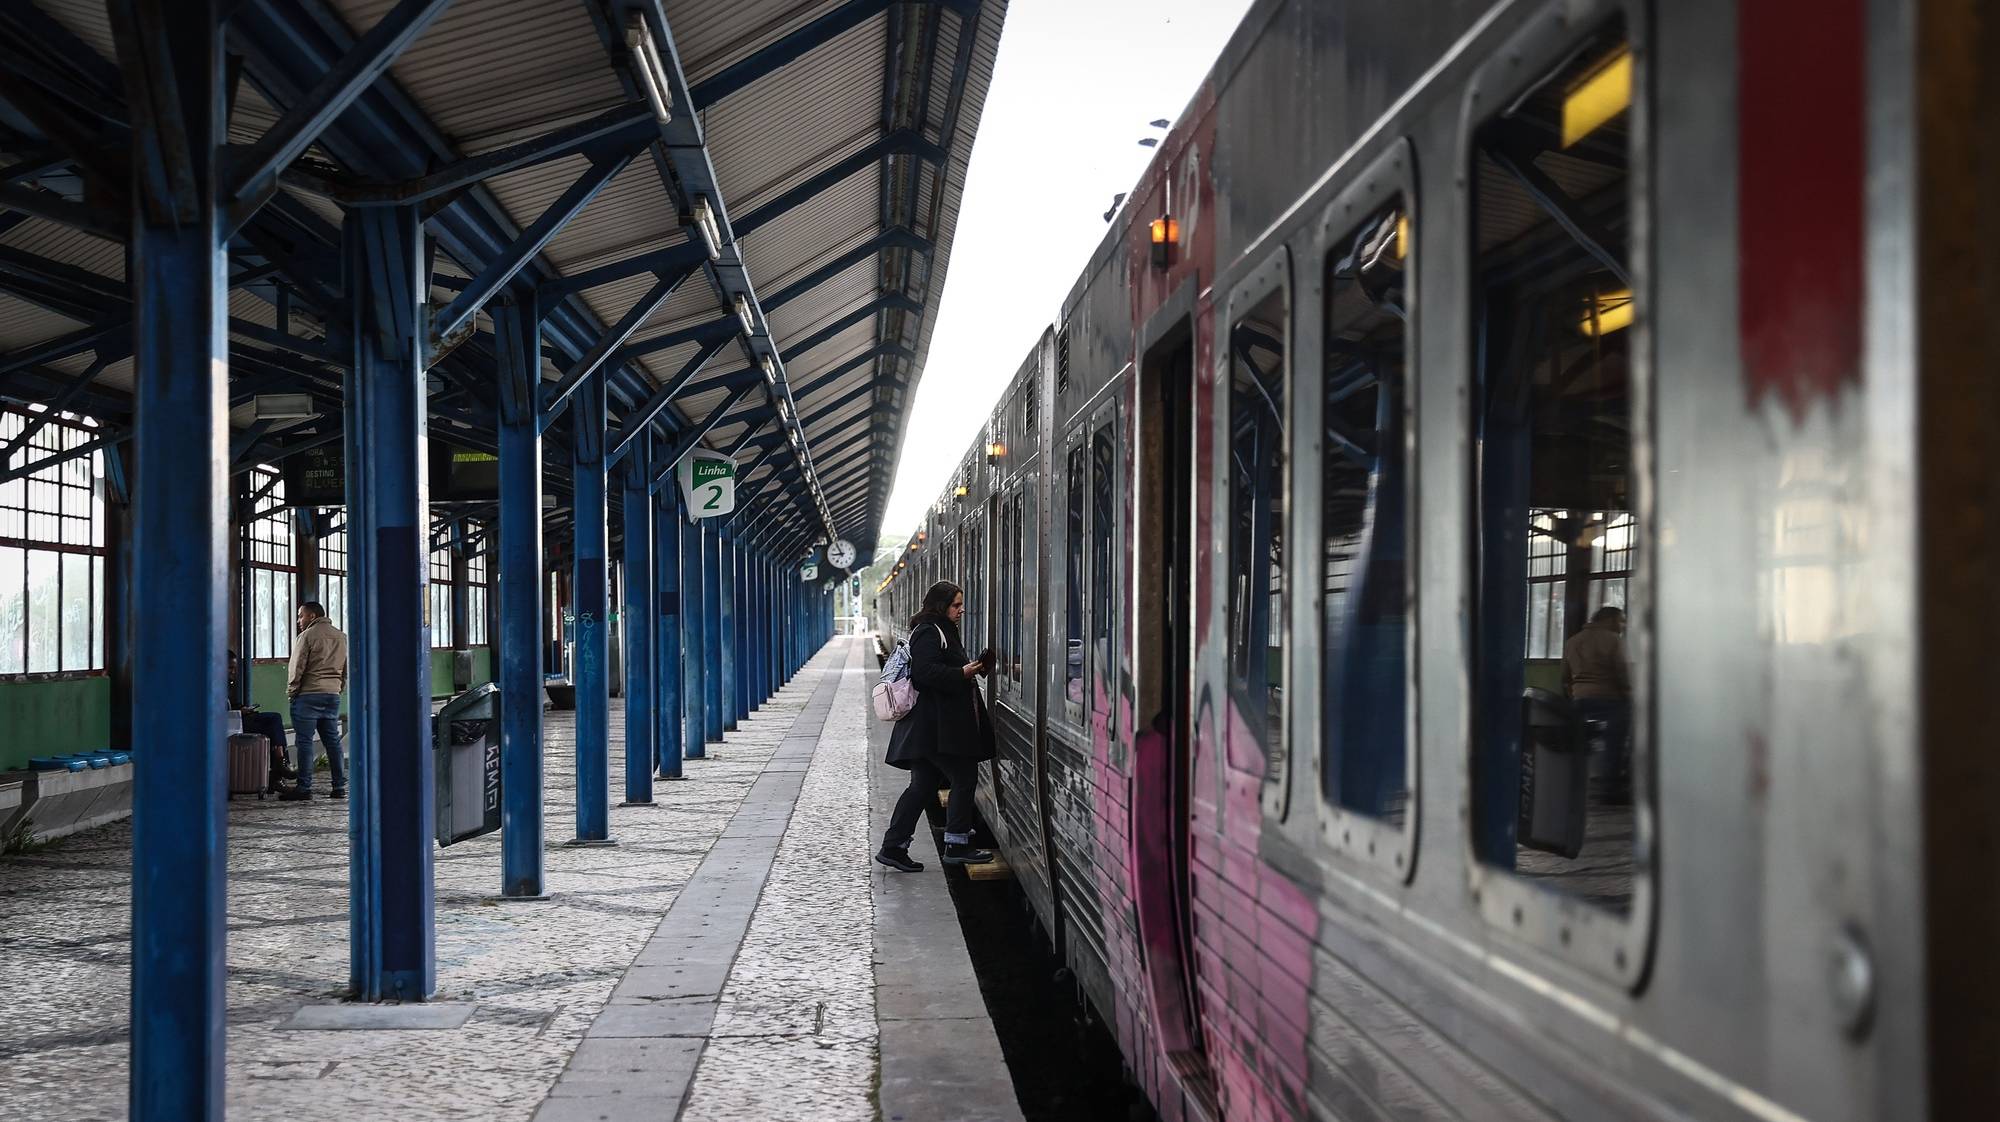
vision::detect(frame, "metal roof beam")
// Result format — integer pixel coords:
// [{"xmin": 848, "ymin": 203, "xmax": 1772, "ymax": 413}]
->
[
  {"xmin": 801, "ymin": 381, "xmax": 873, "ymax": 430},
  {"xmin": 688, "ymin": 0, "xmax": 896, "ymax": 106},
  {"xmin": 225, "ymin": 0, "xmax": 458, "ymax": 229},
  {"xmin": 600, "ymin": 332, "xmax": 730, "ymax": 454},
  {"xmin": 649, "ymin": 380, "xmax": 757, "ymax": 493},
  {"xmin": 621, "ymin": 288, "xmax": 916, "ymax": 364},
  {"xmin": 541, "ymin": 266, "xmax": 690, "ymax": 424},
  {"xmin": 769, "ymin": 226, "xmax": 929, "ymax": 309},
  {"xmin": 290, "ymin": 102, "xmax": 657, "ymax": 206},
  {"xmin": 733, "ymin": 129, "xmax": 943, "ymax": 239},
  {"xmin": 0, "ymin": 321, "xmax": 126, "ymax": 378},
  {"xmin": 795, "ymin": 341, "xmax": 913, "ymax": 399},
  {"xmin": 434, "ymin": 144, "xmax": 640, "ymax": 344}
]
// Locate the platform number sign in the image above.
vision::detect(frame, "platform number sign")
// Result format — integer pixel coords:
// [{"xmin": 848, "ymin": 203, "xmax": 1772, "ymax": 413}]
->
[
  {"xmin": 800, "ymin": 562, "xmax": 819, "ymax": 583},
  {"xmin": 676, "ymin": 450, "xmax": 737, "ymax": 518}
]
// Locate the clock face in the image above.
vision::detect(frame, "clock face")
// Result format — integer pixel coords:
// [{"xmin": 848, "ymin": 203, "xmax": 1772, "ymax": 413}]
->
[{"xmin": 827, "ymin": 539, "xmax": 856, "ymax": 569}]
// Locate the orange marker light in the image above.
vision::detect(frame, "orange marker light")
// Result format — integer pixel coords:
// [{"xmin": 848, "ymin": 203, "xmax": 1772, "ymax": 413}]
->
[{"xmin": 1149, "ymin": 215, "xmax": 1178, "ymax": 269}]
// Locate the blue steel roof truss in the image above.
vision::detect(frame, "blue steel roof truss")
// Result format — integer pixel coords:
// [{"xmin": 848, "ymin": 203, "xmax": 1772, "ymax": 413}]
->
[{"xmin": 0, "ymin": 0, "xmax": 995, "ymax": 549}]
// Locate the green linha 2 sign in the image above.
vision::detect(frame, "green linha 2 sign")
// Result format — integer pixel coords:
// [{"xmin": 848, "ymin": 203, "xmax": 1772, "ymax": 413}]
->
[{"xmin": 677, "ymin": 450, "xmax": 737, "ymax": 518}]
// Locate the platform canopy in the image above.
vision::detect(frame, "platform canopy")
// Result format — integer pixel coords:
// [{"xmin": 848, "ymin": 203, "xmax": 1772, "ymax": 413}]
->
[{"xmin": 0, "ymin": 0, "xmax": 1002, "ymax": 553}]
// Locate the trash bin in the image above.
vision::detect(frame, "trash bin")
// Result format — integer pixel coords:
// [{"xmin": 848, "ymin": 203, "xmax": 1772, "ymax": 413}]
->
[
  {"xmin": 1517, "ymin": 687, "xmax": 1588, "ymax": 859},
  {"xmin": 434, "ymin": 682, "xmax": 501, "ymax": 847}
]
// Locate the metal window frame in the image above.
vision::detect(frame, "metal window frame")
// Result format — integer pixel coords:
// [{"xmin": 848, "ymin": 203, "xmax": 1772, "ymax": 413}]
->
[
  {"xmin": 1280, "ymin": 138, "xmax": 1425, "ymax": 880},
  {"xmin": 0, "ymin": 405, "xmax": 110, "ymax": 678},
  {"xmin": 1218, "ymin": 246, "xmax": 1294, "ymax": 821},
  {"xmin": 1458, "ymin": 1, "xmax": 1658, "ymax": 991}
]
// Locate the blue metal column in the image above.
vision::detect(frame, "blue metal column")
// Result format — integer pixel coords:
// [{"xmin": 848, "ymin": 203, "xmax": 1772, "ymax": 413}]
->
[
  {"xmin": 493, "ymin": 297, "xmax": 544, "ymax": 897},
  {"xmin": 701, "ymin": 523, "xmax": 723, "ymax": 743},
  {"xmin": 572, "ymin": 371, "xmax": 612, "ymax": 842},
  {"xmin": 769, "ymin": 558, "xmax": 782, "ymax": 690},
  {"xmin": 653, "ymin": 483, "xmax": 684, "ymax": 779},
  {"xmin": 681, "ymin": 514, "xmax": 707, "ymax": 759},
  {"xmin": 718, "ymin": 530, "xmax": 737, "ymax": 732},
  {"xmin": 127, "ymin": 6, "xmax": 229, "ymax": 1113},
  {"xmin": 744, "ymin": 556, "xmax": 756, "ymax": 704},
  {"xmin": 343, "ymin": 205, "xmax": 435, "ymax": 1001},
  {"xmin": 735, "ymin": 543, "xmax": 753, "ymax": 717},
  {"xmin": 620, "ymin": 439, "xmax": 653, "ymax": 804}
]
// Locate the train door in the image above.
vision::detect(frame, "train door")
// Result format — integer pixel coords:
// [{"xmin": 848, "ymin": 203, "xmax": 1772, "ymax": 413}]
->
[{"xmin": 1133, "ymin": 302, "xmax": 1211, "ymax": 1090}]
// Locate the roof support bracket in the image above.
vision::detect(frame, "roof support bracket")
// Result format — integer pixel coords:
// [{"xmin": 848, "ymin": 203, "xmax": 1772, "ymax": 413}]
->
[
  {"xmin": 224, "ymin": 0, "xmax": 459, "ymax": 233},
  {"xmin": 433, "ymin": 142, "xmax": 641, "ymax": 346}
]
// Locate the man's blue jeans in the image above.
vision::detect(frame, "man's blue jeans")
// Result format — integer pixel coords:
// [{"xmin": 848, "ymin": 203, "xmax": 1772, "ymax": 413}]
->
[{"xmin": 290, "ymin": 693, "xmax": 345, "ymax": 792}]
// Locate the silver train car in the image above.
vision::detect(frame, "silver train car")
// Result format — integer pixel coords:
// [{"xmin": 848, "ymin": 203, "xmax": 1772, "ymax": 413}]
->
[{"xmin": 877, "ymin": 0, "xmax": 1998, "ymax": 1118}]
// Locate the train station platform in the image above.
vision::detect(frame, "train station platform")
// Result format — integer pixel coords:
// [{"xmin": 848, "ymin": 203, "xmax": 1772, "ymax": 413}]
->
[{"xmin": 0, "ymin": 637, "xmax": 1021, "ymax": 1122}]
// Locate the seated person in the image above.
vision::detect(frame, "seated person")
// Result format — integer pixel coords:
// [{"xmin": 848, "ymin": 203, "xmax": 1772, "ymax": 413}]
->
[{"xmin": 227, "ymin": 648, "xmax": 297, "ymax": 785}]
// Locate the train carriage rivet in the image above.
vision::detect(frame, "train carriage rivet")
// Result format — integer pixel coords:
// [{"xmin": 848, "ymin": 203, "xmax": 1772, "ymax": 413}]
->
[{"xmin": 1830, "ymin": 928, "xmax": 1875, "ymax": 1039}]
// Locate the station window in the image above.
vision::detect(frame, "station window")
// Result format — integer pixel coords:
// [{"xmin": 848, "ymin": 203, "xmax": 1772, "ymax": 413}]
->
[
  {"xmin": 1470, "ymin": 24, "xmax": 1640, "ymax": 914},
  {"xmin": 1227, "ymin": 285, "xmax": 1287, "ymax": 774},
  {"xmin": 0, "ymin": 408, "xmax": 106, "ymax": 675},
  {"xmin": 319, "ymin": 523, "xmax": 348, "ymax": 633},
  {"xmin": 466, "ymin": 544, "xmax": 489, "ymax": 647},
  {"xmin": 429, "ymin": 544, "xmax": 454, "ymax": 648},
  {"xmin": 244, "ymin": 467, "xmax": 295, "ymax": 660},
  {"xmin": 1063, "ymin": 442, "xmax": 1085, "ymax": 709},
  {"xmin": 1089, "ymin": 421, "xmax": 1115, "ymax": 721},
  {"xmin": 1321, "ymin": 199, "xmax": 1412, "ymax": 822}
]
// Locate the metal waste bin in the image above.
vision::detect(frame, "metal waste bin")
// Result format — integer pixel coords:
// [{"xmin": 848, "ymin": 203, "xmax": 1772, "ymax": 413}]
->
[{"xmin": 434, "ymin": 682, "xmax": 501, "ymax": 847}]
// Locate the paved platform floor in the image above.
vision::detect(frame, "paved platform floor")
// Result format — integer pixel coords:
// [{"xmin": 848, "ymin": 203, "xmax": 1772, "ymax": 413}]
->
[{"xmin": 0, "ymin": 637, "xmax": 1020, "ymax": 1121}]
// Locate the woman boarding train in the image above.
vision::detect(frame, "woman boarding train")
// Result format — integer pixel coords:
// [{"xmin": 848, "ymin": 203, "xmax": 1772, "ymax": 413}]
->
[{"xmin": 875, "ymin": 580, "xmax": 997, "ymax": 872}]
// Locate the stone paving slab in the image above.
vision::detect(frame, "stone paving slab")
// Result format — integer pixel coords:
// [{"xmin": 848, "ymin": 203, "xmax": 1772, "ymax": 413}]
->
[
  {"xmin": 0, "ymin": 638, "xmax": 1028, "ymax": 1121},
  {"xmin": 867, "ymin": 671, "xmax": 1026, "ymax": 1122},
  {"xmin": 0, "ymin": 645, "xmax": 835, "ymax": 1121},
  {"xmin": 533, "ymin": 647, "xmax": 851, "ymax": 1122}
]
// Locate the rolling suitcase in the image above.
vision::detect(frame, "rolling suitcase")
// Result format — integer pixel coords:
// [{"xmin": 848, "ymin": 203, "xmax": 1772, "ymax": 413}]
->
[{"xmin": 228, "ymin": 733, "xmax": 271, "ymax": 799}]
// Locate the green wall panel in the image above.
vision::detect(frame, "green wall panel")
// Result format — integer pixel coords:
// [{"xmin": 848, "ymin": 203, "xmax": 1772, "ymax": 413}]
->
[
  {"xmin": 0, "ymin": 676, "xmax": 111, "ymax": 771},
  {"xmin": 0, "ymin": 647, "xmax": 492, "ymax": 772}
]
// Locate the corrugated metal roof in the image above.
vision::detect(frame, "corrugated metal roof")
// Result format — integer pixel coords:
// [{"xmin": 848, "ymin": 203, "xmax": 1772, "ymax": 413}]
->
[{"xmin": 1, "ymin": 0, "xmax": 1008, "ymax": 549}]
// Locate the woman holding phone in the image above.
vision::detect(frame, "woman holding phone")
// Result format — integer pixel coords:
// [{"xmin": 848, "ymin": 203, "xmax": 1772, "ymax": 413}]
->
[{"xmin": 877, "ymin": 580, "xmax": 997, "ymax": 870}]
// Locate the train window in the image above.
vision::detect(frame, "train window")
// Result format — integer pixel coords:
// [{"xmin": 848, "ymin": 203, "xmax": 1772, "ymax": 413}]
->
[
  {"xmin": 1470, "ymin": 24, "xmax": 1641, "ymax": 918},
  {"xmin": 1227, "ymin": 285, "xmax": 1288, "ymax": 772},
  {"xmin": 1009, "ymin": 490, "xmax": 1025, "ymax": 682},
  {"xmin": 1090, "ymin": 420, "xmax": 1116, "ymax": 727},
  {"xmin": 1321, "ymin": 199, "xmax": 1412, "ymax": 824},
  {"xmin": 1064, "ymin": 441, "xmax": 1086, "ymax": 711}
]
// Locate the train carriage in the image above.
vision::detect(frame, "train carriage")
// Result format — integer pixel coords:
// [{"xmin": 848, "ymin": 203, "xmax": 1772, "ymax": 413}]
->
[{"xmin": 876, "ymin": 0, "xmax": 1994, "ymax": 1118}]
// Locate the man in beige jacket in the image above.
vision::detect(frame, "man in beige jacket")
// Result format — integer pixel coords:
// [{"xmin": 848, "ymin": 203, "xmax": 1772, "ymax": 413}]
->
[{"xmin": 280, "ymin": 601, "xmax": 348, "ymax": 802}]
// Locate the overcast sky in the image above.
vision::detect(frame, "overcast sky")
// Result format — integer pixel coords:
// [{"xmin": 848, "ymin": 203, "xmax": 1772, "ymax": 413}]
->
[{"xmin": 875, "ymin": 0, "xmax": 1256, "ymax": 541}]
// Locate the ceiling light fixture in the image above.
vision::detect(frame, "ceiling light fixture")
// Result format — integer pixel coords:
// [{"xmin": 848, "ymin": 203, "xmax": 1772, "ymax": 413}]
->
[{"xmin": 623, "ymin": 15, "xmax": 675, "ymax": 124}]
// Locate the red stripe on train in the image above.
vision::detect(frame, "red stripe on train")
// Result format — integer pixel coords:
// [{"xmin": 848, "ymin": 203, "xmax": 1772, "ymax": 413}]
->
[{"xmin": 1737, "ymin": 0, "xmax": 1867, "ymax": 417}]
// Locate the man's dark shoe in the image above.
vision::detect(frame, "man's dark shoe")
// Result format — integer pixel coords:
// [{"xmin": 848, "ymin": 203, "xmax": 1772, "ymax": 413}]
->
[
  {"xmin": 941, "ymin": 843, "xmax": 994, "ymax": 866},
  {"xmin": 278, "ymin": 787, "xmax": 313, "ymax": 802},
  {"xmin": 329, "ymin": 787, "xmax": 347, "ymax": 800},
  {"xmin": 874, "ymin": 847, "xmax": 923, "ymax": 873}
]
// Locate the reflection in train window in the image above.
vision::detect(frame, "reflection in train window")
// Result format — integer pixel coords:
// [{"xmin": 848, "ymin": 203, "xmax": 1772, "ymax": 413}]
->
[
  {"xmin": 963, "ymin": 516, "xmax": 984, "ymax": 653},
  {"xmin": 1090, "ymin": 421, "xmax": 1116, "ymax": 725},
  {"xmin": 1471, "ymin": 25, "xmax": 1640, "ymax": 915},
  {"xmin": 1065, "ymin": 442, "xmax": 1087, "ymax": 709},
  {"xmin": 996, "ymin": 495, "xmax": 1013, "ymax": 687},
  {"xmin": 1321, "ymin": 199, "xmax": 1410, "ymax": 823},
  {"xmin": 1228, "ymin": 284, "xmax": 1288, "ymax": 775},
  {"xmin": 1008, "ymin": 491, "xmax": 1025, "ymax": 682}
]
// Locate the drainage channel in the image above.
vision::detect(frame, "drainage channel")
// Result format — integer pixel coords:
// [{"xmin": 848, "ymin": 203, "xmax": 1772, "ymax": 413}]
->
[{"xmin": 936, "ymin": 862, "xmax": 1159, "ymax": 1122}]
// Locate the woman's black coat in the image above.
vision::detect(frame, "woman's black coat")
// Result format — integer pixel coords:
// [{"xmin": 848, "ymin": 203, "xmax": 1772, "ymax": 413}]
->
[{"xmin": 886, "ymin": 616, "xmax": 995, "ymax": 768}]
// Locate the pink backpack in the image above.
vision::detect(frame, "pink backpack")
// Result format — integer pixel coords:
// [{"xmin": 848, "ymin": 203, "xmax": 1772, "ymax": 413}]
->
[{"xmin": 871, "ymin": 624, "xmax": 940, "ymax": 722}]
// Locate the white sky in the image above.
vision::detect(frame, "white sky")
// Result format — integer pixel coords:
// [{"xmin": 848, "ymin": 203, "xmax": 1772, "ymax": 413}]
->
[{"xmin": 875, "ymin": 0, "xmax": 1256, "ymax": 541}]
